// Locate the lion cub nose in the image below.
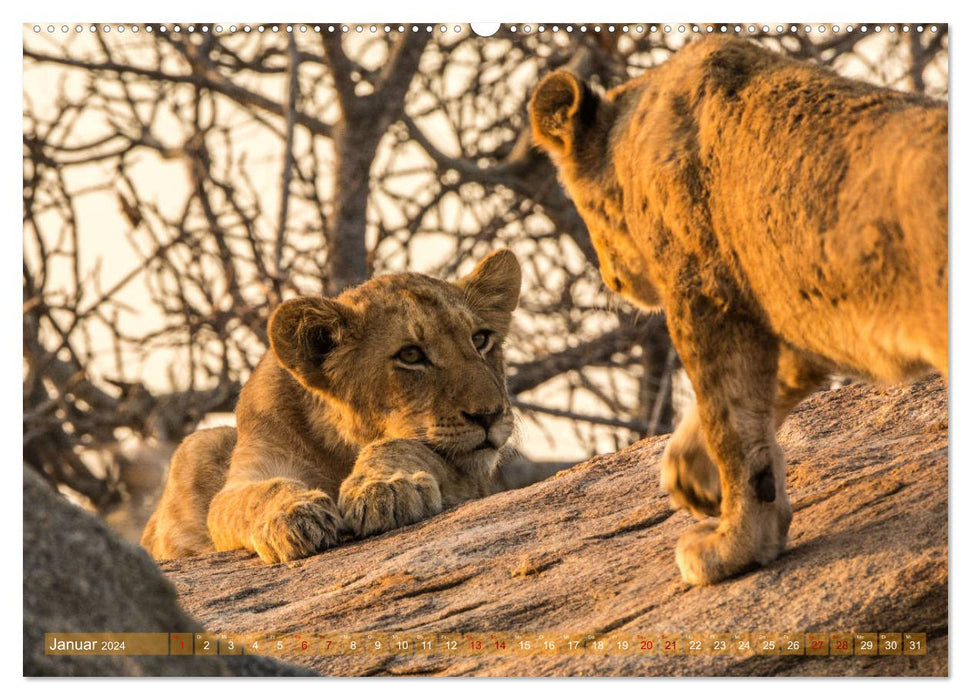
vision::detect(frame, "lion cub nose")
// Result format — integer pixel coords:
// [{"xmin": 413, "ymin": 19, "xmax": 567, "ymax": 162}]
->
[{"xmin": 462, "ymin": 409, "xmax": 503, "ymax": 431}]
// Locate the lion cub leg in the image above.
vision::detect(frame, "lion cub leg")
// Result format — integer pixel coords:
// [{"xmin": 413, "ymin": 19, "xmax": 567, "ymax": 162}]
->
[
  {"xmin": 141, "ymin": 426, "xmax": 236, "ymax": 559},
  {"xmin": 338, "ymin": 439, "xmax": 445, "ymax": 538},
  {"xmin": 661, "ymin": 348, "xmax": 827, "ymax": 519},
  {"xmin": 667, "ymin": 305, "xmax": 794, "ymax": 585},
  {"xmin": 207, "ymin": 474, "xmax": 341, "ymax": 564}
]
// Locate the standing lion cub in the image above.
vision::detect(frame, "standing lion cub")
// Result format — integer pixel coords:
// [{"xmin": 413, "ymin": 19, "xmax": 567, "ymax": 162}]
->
[
  {"xmin": 142, "ymin": 249, "xmax": 521, "ymax": 563},
  {"xmin": 530, "ymin": 37, "xmax": 946, "ymax": 584}
]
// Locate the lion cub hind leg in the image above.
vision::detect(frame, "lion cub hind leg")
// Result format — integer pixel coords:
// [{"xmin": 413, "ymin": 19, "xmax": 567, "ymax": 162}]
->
[
  {"xmin": 661, "ymin": 348, "xmax": 827, "ymax": 520},
  {"xmin": 207, "ymin": 477, "xmax": 341, "ymax": 564},
  {"xmin": 661, "ymin": 405, "xmax": 722, "ymax": 518},
  {"xmin": 669, "ymin": 304, "xmax": 792, "ymax": 586},
  {"xmin": 141, "ymin": 426, "xmax": 236, "ymax": 559},
  {"xmin": 338, "ymin": 439, "xmax": 444, "ymax": 538}
]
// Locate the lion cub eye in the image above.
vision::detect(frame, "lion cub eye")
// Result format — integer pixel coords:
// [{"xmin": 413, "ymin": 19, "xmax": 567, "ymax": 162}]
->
[
  {"xmin": 472, "ymin": 330, "xmax": 494, "ymax": 353},
  {"xmin": 394, "ymin": 345, "xmax": 427, "ymax": 366}
]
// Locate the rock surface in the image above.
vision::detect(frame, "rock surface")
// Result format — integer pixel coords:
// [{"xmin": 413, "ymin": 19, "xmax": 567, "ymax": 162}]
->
[
  {"xmin": 23, "ymin": 468, "xmax": 310, "ymax": 676},
  {"xmin": 158, "ymin": 378, "xmax": 948, "ymax": 677}
]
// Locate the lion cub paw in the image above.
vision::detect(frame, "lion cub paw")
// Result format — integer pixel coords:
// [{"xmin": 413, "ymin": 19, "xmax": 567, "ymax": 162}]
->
[
  {"xmin": 338, "ymin": 470, "xmax": 443, "ymax": 538},
  {"xmin": 251, "ymin": 492, "xmax": 341, "ymax": 564},
  {"xmin": 675, "ymin": 505, "xmax": 792, "ymax": 585},
  {"xmin": 661, "ymin": 413, "xmax": 722, "ymax": 518}
]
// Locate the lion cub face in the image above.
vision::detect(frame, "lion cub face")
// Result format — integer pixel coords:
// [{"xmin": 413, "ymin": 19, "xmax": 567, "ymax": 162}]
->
[{"xmin": 268, "ymin": 249, "xmax": 521, "ymax": 467}]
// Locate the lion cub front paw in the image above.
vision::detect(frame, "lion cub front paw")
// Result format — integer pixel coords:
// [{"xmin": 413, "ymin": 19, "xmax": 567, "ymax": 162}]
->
[
  {"xmin": 251, "ymin": 492, "xmax": 341, "ymax": 564},
  {"xmin": 338, "ymin": 470, "xmax": 443, "ymax": 538}
]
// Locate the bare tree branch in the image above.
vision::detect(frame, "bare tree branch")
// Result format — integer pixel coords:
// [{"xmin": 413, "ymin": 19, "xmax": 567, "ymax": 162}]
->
[{"xmin": 22, "ymin": 24, "xmax": 946, "ymax": 508}]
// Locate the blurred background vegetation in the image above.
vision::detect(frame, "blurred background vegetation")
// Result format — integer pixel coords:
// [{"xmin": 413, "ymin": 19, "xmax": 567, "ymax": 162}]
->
[{"xmin": 22, "ymin": 22, "xmax": 947, "ymax": 536}]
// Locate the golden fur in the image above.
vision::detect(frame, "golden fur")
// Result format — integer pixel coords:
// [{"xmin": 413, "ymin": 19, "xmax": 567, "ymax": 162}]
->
[
  {"xmin": 530, "ymin": 37, "xmax": 947, "ymax": 584},
  {"xmin": 142, "ymin": 249, "xmax": 522, "ymax": 563}
]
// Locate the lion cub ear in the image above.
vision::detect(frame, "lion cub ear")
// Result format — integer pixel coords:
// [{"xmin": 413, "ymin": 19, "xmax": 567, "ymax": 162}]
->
[
  {"xmin": 269, "ymin": 297, "xmax": 351, "ymax": 391},
  {"xmin": 457, "ymin": 249, "xmax": 522, "ymax": 334},
  {"xmin": 530, "ymin": 71, "xmax": 592, "ymax": 156}
]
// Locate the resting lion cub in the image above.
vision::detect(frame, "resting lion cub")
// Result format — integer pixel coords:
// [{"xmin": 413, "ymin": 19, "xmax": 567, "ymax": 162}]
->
[
  {"xmin": 142, "ymin": 249, "xmax": 521, "ymax": 563},
  {"xmin": 530, "ymin": 37, "xmax": 947, "ymax": 584}
]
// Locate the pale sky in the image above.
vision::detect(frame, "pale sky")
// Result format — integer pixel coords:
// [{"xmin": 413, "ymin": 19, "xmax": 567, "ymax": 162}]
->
[{"xmin": 22, "ymin": 25, "xmax": 948, "ymax": 463}]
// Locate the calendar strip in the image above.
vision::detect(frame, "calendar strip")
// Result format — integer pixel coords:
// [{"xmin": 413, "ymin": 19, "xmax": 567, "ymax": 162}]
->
[{"xmin": 44, "ymin": 632, "xmax": 927, "ymax": 657}]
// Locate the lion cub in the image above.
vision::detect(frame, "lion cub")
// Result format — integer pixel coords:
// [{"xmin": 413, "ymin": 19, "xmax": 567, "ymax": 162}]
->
[
  {"xmin": 142, "ymin": 249, "xmax": 521, "ymax": 563},
  {"xmin": 530, "ymin": 37, "xmax": 946, "ymax": 584}
]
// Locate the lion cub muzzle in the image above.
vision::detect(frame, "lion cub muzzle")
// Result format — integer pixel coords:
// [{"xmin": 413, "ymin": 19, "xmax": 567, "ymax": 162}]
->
[{"xmin": 462, "ymin": 407, "xmax": 507, "ymax": 449}]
